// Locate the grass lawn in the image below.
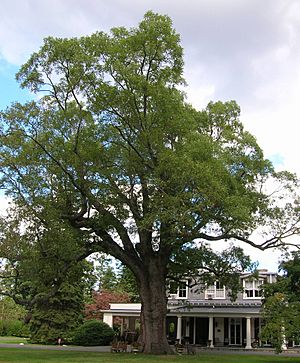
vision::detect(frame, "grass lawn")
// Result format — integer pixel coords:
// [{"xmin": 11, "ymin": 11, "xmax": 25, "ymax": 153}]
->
[
  {"xmin": 0, "ymin": 349, "xmax": 300, "ymax": 363},
  {"xmin": 0, "ymin": 336, "xmax": 29, "ymax": 344}
]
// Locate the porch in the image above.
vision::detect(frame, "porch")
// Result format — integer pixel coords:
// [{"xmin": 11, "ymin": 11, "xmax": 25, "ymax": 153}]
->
[
  {"xmin": 167, "ymin": 316, "xmax": 261, "ymax": 349},
  {"xmin": 102, "ymin": 302, "xmax": 263, "ymax": 350}
]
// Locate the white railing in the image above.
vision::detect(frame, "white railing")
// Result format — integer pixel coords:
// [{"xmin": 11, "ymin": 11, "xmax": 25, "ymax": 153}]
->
[{"xmin": 205, "ymin": 288, "xmax": 225, "ymax": 299}]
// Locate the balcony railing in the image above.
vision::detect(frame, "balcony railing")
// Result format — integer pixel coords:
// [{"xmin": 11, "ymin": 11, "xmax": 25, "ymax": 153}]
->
[{"xmin": 205, "ymin": 288, "xmax": 225, "ymax": 299}]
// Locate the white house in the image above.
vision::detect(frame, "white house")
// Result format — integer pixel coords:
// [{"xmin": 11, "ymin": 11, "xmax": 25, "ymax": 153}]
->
[{"xmin": 102, "ymin": 269, "xmax": 280, "ymax": 349}]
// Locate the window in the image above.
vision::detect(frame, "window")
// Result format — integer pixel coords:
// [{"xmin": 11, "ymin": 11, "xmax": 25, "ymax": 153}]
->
[
  {"xmin": 168, "ymin": 281, "xmax": 188, "ymax": 299},
  {"xmin": 178, "ymin": 282, "xmax": 187, "ymax": 298},
  {"xmin": 243, "ymin": 278, "xmax": 264, "ymax": 298},
  {"xmin": 205, "ymin": 281, "xmax": 225, "ymax": 299}
]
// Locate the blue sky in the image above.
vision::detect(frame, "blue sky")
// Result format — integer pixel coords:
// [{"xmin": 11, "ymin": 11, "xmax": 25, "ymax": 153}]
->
[
  {"xmin": 0, "ymin": 61, "xmax": 32, "ymax": 201},
  {"xmin": 1, "ymin": 0, "xmax": 300, "ymax": 271},
  {"xmin": 0, "ymin": 60, "xmax": 32, "ymax": 110}
]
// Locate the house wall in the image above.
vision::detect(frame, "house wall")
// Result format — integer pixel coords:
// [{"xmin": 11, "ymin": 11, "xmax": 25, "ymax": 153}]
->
[{"xmin": 181, "ymin": 271, "xmax": 277, "ymax": 303}]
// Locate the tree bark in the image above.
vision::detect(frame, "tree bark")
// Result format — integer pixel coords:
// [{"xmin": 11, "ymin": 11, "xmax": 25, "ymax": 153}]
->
[{"xmin": 138, "ymin": 258, "xmax": 172, "ymax": 354}]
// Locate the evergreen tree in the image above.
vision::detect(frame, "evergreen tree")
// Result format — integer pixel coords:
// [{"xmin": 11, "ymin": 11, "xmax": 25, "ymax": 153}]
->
[{"xmin": 0, "ymin": 211, "xmax": 88, "ymax": 343}]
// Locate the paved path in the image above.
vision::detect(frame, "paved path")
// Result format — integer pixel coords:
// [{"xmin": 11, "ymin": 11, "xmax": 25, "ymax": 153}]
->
[{"xmin": 1, "ymin": 343, "xmax": 300, "ymax": 357}]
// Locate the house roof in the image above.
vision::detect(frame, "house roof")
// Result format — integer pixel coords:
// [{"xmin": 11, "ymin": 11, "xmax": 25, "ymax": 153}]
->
[
  {"xmin": 101, "ymin": 301, "xmax": 262, "ymax": 317},
  {"xmin": 168, "ymin": 301, "xmax": 262, "ymax": 316}
]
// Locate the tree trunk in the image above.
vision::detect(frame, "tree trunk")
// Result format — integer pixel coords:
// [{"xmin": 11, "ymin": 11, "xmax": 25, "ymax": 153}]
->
[{"xmin": 138, "ymin": 259, "xmax": 172, "ymax": 354}]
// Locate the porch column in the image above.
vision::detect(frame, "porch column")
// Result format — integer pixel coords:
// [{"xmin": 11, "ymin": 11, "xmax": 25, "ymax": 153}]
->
[
  {"xmin": 193, "ymin": 317, "xmax": 196, "ymax": 344},
  {"xmin": 176, "ymin": 315, "xmax": 182, "ymax": 343},
  {"xmin": 103, "ymin": 312, "xmax": 113, "ymax": 328},
  {"xmin": 208, "ymin": 316, "xmax": 214, "ymax": 348},
  {"xmin": 120, "ymin": 317, "xmax": 124, "ymax": 336},
  {"xmin": 258, "ymin": 318, "xmax": 262, "ymax": 346},
  {"xmin": 245, "ymin": 317, "xmax": 252, "ymax": 349},
  {"xmin": 185, "ymin": 317, "xmax": 190, "ymax": 339}
]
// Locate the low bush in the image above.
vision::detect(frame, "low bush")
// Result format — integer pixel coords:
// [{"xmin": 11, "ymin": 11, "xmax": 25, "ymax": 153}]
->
[
  {"xmin": 0, "ymin": 320, "xmax": 29, "ymax": 337},
  {"xmin": 72, "ymin": 320, "xmax": 114, "ymax": 346}
]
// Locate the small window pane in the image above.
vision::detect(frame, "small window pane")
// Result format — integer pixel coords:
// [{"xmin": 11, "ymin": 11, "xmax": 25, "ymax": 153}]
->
[
  {"xmin": 178, "ymin": 282, "xmax": 187, "ymax": 297},
  {"xmin": 245, "ymin": 280, "xmax": 253, "ymax": 289}
]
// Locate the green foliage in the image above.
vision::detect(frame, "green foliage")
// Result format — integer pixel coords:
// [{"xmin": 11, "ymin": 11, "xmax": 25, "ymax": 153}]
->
[
  {"xmin": 0, "ymin": 11, "xmax": 299, "ymax": 353},
  {"xmin": 0, "ymin": 212, "xmax": 89, "ymax": 344},
  {"xmin": 0, "ymin": 297, "xmax": 27, "ymax": 322},
  {"xmin": 0, "ymin": 297, "xmax": 29, "ymax": 337},
  {"xmin": 29, "ymin": 281, "xmax": 84, "ymax": 344},
  {"xmin": 116, "ymin": 265, "xmax": 140, "ymax": 302},
  {"xmin": 261, "ymin": 252, "xmax": 300, "ymax": 353},
  {"xmin": 89, "ymin": 254, "xmax": 120, "ymax": 292},
  {"xmin": 0, "ymin": 319, "xmax": 29, "ymax": 337},
  {"xmin": 72, "ymin": 320, "xmax": 114, "ymax": 346},
  {"xmin": 87, "ymin": 254, "xmax": 139, "ymax": 301}
]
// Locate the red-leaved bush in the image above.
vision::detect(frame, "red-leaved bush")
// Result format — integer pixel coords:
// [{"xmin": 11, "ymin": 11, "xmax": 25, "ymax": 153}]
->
[{"xmin": 85, "ymin": 290, "xmax": 131, "ymax": 320}]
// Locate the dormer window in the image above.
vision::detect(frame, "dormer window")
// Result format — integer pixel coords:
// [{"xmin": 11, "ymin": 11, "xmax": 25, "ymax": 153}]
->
[
  {"xmin": 243, "ymin": 278, "xmax": 264, "ymax": 299},
  {"xmin": 168, "ymin": 281, "xmax": 188, "ymax": 299},
  {"xmin": 205, "ymin": 281, "xmax": 225, "ymax": 299}
]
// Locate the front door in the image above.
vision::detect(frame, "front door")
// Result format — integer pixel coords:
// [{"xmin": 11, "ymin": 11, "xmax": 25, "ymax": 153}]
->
[
  {"xmin": 195, "ymin": 317, "xmax": 209, "ymax": 345},
  {"xmin": 229, "ymin": 318, "xmax": 241, "ymax": 345}
]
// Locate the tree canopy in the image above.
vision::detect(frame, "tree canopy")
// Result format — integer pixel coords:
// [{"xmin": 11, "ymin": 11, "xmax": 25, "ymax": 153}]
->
[{"xmin": 0, "ymin": 11, "xmax": 299, "ymax": 354}]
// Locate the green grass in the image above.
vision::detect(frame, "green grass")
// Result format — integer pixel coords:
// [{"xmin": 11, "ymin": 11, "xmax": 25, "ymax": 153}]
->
[
  {"xmin": 0, "ymin": 349, "xmax": 299, "ymax": 363},
  {"xmin": 0, "ymin": 336, "xmax": 29, "ymax": 344}
]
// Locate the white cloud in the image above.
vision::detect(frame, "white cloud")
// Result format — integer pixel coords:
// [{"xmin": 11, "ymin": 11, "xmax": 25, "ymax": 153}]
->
[{"xmin": 0, "ymin": 196, "xmax": 9, "ymax": 216}]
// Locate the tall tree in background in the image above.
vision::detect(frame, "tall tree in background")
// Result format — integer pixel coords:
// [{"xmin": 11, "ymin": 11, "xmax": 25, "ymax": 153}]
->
[
  {"xmin": 261, "ymin": 252, "xmax": 300, "ymax": 353},
  {"xmin": 0, "ymin": 211, "xmax": 90, "ymax": 343},
  {"xmin": 0, "ymin": 12, "xmax": 299, "ymax": 353},
  {"xmin": 91, "ymin": 255, "xmax": 140, "ymax": 300}
]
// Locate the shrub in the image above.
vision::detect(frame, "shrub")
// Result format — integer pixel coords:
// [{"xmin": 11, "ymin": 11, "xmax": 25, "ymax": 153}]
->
[
  {"xmin": 7, "ymin": 320, "xmax": 30, "ymax": 337},
  {"xmin": 72, "ymin": 320, "xmax": 114, "ymax": 346},
  {"xmin": 0, "ymin": 320, "xmax": 29, "ymax": 337}
]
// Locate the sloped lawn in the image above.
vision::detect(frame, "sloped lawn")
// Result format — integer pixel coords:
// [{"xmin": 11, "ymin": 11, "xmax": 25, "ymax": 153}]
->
[{"xmin": 0, "ymin": 349, "xmax": 300, "ymax": 363}]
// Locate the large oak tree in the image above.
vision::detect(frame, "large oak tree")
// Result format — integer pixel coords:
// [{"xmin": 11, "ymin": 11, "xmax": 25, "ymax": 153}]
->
[{"xmin": 1, "ymin": 12, "xmax": 299, "ymax": 353}]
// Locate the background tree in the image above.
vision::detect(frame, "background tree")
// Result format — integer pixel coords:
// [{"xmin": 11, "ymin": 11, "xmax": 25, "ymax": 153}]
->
[
  {"xmin": 261, "ymin": 252, "xmax": 300, "ymax": 353},
  {"xmin": 84, "ymin": 257, "xmax": 139, "ymax": 319},
  {"xmin": 0, "ymin": 11, "xmax": 299, "ymax": 353},
  {"xmin": 0, "ymin": 297, "xmax": 28, "ymax": 337},
  {"xmin": 0, "ymin": 297, "xmax": 26, "ymax": 322},
  {"xmin": 116, "ymin": 265, "xmax": 140, "ymax": 302},
  {"xmin": 88, "ymin": 253, "xmax": 120, "ymax": 292},
  {"xmin": 0, "ymin": 210, "xmax": 90, "ymax": 343}
]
